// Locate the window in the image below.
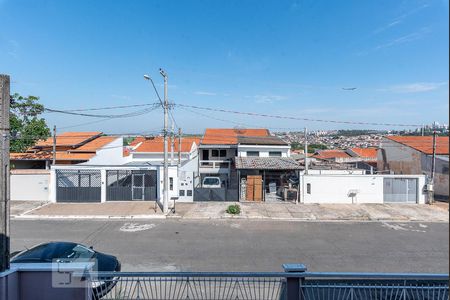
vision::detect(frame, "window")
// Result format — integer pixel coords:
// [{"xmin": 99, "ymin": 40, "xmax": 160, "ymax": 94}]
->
[
  {"xmin": 187, "ymin": 190, "xmax": 193, "ymax": 196},
  {"xmin": 442, "ymin": 165, "xmax": 449, "ymax": 174},
  {"xmin": 269, "ymin": 151, "xmax": 282, "ymax": 157},
  {"xmin": 247, "ymin": 151, "xmax": 259, "ymax": 157},
  {"xmin": 211, "ymin": 150, "xmax": 219, "ymax": 157},
  {"xmin": 307, "ymin": 183, "xmax": 311, "ymax": 194},
  {"xmin": 179, "ymin": 190, "xmax": 185, "ymax": 196},
  {"xmin": 169, "ymin": 177, "xmax": 174, "ymax": 191},
  {"xmin": 219, "ymin": 149, "xmax": 227, "ymax": 157}
]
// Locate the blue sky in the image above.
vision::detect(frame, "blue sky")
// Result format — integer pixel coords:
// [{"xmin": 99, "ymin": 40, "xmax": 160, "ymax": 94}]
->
[{"xmin": 0, "ymin": 0, "xmax": 448, "ymax": 134}]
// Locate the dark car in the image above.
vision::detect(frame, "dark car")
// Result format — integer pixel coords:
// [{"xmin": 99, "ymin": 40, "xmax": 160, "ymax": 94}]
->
[{"xmin": 11, "ymin": 241, "xmax": 121, "ymax": 299}]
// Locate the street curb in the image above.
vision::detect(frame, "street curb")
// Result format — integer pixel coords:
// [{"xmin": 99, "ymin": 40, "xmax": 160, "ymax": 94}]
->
[
  {"xmin": 11, "ymin": 213, "xmax": 449, "ymax": 223},
  {"xmin": 13, "ymin": 214, "xmax": 167, "ymax": 220}
]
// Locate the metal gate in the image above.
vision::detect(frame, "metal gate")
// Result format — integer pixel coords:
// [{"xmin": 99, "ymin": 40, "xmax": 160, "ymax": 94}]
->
[
  {"xmin": 106, "ymin": 170, "xmax": 157, "ymax": 201},
  {"xmin": 194, "ymin": 188, "xmax": 238, "ymax": 201},
  {"xmin": 383, "ymin": 178, "xmax": 418, "ymax": 203},
  {"xmin": 56, "ymin": 169, "xmax": 101, "ymax": 202}
]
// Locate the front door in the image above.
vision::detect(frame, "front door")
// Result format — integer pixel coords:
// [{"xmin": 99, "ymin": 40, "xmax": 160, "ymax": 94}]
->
[{"xmin": 132, "ymin": 174, "xmax": 145, "ymax": 200}]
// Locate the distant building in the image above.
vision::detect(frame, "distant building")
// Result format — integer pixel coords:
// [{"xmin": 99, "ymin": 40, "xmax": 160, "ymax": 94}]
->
[{"xmin": 378, "ymin": 136, "xmax": 449, "ymax": 200}]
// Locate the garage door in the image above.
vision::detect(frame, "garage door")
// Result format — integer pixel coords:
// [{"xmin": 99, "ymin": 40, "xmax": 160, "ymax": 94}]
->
[
  {"xmin": 383, "ymin": 178, "xmax": 417, "ymax": 203},
  {"xmin": 56, "ymin": 169, "xmax": 101, "ymax": 202}
]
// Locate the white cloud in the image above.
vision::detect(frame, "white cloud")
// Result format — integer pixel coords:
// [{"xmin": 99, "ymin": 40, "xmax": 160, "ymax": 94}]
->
[
  {"xmin": 248, "ymin": 95, "xmax": 287, "ymax": 104},
  {"xmin": 379, "ymin": 82, "xmax": 448, "ymax": 93},
  {"xmin": 373, "ymin": 4, "xmax": 429, "ymax": 34},
  {"xmin": 111, "ymin": 94, "xmax": 132, "ymax": 100},
  {"xmin": 194, "ymin": 91, "xmax": 217, "ymax": 96},
  {"xmin": 375, "ymin": 27, "xmax": 430, "ymax": 50}
]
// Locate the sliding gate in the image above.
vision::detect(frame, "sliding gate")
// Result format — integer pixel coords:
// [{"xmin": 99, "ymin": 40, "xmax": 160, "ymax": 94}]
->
[
  {"xmin": 56, "ymin": 169, "xmax": 101, "ymax": 202},
  {"xmin": 106, "ymin": 170, "xmax": 157, "ymax": 201}
]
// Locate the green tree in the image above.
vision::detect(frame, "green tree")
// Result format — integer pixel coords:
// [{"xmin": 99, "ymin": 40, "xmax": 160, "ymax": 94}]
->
[{"xmin": 9, "ymin": 93, "xmax": 50, "ymax": 152}]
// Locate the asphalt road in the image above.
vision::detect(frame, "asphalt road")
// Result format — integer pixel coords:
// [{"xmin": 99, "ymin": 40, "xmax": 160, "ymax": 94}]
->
[{"xmin": 10, "ymin": 219, "xmax": 449, "ymax": 273}]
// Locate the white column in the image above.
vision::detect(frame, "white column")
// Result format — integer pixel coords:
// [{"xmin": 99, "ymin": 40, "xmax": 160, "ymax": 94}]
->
[
  {"xmin": 49, "ymin": 168, "xmax": 57, "ymax": 203},
  {"xmin": 100, "ymin": 169, "xmax": 107, "ymax": 203}
]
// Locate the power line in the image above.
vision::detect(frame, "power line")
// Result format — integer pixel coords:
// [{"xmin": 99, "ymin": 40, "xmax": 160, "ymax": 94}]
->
[
  {"xmin": 44, "ymin": 104, "xmax": 160, "ymax": 118},
  {"xmin": 174, "ymin": 103, "xmax": 422, "ymax": 127},
  {"xmin": 61, "ymin": 103, "xmax": 160, "ymax": 112}
]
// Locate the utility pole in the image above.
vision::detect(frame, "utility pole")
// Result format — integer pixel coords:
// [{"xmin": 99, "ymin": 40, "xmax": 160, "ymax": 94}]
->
[
  {"xmin": 52, "ymin": 125, "xmax": 56, "ymax": 166},
  {"xmin": 304, "ymin": 127, "xmax": 308, "ymax": 174},
  {"xmin": 178, "ymin": 128, "xmax": 182, "ymax": 167},
  {"xmin": 161, "ymin": 69, "xmax": 169, "ymax": 214},
  {"xmin": 170, "ymin": 123, "xmax": 175, "ymax": 165},
  {"xmin": 0, "ymin": 74, "xmax": 10, "ymax": 272}
]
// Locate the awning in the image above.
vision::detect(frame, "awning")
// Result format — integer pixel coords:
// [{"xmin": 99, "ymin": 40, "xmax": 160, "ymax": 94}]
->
[{"xmin": 235, "ymin": 157, "xmax": 302, "ymax": 170}]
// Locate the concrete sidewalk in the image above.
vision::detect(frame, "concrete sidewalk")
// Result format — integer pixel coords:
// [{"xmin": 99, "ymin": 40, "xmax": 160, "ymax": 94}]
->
[
  {"xmin": 14, "ymin": 201, "xmax": 165, "ymax": 219},
  {"xmin": 12, "ymin": 200, "xmax": 449, "ymax": 222},
  {"xmin": 171, "ymin": 202, "xmax": 449, "ymax": 222}
]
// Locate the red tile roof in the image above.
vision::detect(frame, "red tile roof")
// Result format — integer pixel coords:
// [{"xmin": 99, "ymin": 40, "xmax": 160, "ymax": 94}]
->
[
  {"xmin": 349, "ymin": 147, "xmax": 378, "ymax": 159},
  {"xmin": 314, "ymin": 150, "xmax": 351, "ymax": 160},
  {"xmin": 34, "ymin": 132, "xmax": 102, "ymax": 148},
  {"xmin": 387, "ymin": 136, "xmax": 449, "ymax": 155},
  {"xmin": 11, "ymin": 132, "xmax": 116, "ymax": 163},
  {"xmin": 70, "ymin": 136, "xmax": 117, "ymax": 152},
  {"xmin": 10, "ymin": 152, "xmax": 95, "ymax": 161},
  {"xmin": 131, "ymin": 136, "xmax": 201, "ymax": 153},
  {"xmin": 201, "ymin": 128, "xmax": 270, "ymax": 145}
]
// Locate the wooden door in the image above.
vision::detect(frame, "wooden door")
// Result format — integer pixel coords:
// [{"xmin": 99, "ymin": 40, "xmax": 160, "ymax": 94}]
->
[{"xmin": 246, "ymin": 175, "xmax": 263, "ymax": 201}]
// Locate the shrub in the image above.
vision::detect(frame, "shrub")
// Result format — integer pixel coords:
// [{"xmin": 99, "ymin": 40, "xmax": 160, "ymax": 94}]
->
[{"xmin": 226, "ymin": 204, "xmax": 241, "ymax": 215}]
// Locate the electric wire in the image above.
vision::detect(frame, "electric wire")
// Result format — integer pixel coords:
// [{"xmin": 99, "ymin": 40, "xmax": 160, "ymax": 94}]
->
[{"xmin": 174, "ymin": 103, "xmax": 423, "ymax": 127}]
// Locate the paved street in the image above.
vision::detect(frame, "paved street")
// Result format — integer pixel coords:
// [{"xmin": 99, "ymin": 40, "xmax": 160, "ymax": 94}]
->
[{"xmin": 11, "ymin": 219, "xmax": 448, "ymax": 273}]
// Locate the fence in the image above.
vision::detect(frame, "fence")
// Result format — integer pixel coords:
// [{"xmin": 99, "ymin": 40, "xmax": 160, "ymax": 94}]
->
[{"xmin": 86, "ymin": 265, "xmax": 449, "ymax": 300}]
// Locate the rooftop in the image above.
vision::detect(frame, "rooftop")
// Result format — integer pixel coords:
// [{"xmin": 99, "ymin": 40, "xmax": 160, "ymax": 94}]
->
[
  {"xmin": 10, "ymin": 152, "xmax": 95, "ymax": 161},
  {"xmin": 201, "ymin": 128, "xmax": 270, "ymax": 145},
  {"xmin": 34, "ymin": 131, "xmax": 102, "ymax": 148},
  {"xmin": 237, "ymin": 135, "xmax": 288, "ymax": 146},
  {"xmin": 313, "ymin": 150, "xmax": 351, "ymax": 160},
  {"xmin": 386, "ymin": 136, "xmax": 449, "ymax": 155},
  {"xmin": 348, "ymin": 147, "xmax": 378, "ymax": 159},
  {"xmin": 130, "ymin": 136, "xmax": 201, "ymax": 153},
  {"xmin": 70, "ymin": 136, "xmax": 117, "ymax": 152},
  {"xmin": 235, "ymin": 157, "xmax": 302, "ymax": 170}
]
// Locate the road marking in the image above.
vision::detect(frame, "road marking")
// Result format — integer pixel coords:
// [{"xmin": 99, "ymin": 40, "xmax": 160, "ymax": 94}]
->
[
  {"xmin": 381, "ymin": 222, "xmax": 426, "ymax": 233},
  {"xmin": 120, "ymin": 223, "xmax": 156, "ymax": 232}
]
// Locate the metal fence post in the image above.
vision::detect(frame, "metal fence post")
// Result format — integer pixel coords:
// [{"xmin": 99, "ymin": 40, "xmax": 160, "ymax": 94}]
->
[{"xmin": 283, "ymin": 264, "xmax": 307, "ymax": 300}]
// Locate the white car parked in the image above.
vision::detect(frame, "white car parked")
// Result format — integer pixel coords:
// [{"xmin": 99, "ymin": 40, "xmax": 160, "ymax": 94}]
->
[{"xmin": 202, "ymin": 177, "xmax": 222, "ymax": 188}]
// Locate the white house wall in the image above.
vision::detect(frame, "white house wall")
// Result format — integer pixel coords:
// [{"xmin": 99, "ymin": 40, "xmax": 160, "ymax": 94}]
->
[
  {"xmin": 238, "ymin": 145, "xmax": 290, "ymax": 157},
  {"xmin": 301, "ymin": 174, "xmax": 427, "ymax": 204},
  {"xmin": 156, "ymin": 165, "xmax": 179, "ymax": 202},
  {"xmin": 130, "ymin": 152, "xmax": 191, "ymax": 164},
  {"xmin": 11, "ymin": 172, "xmax": 50, "ymax": 201},
  {"xmin": 84, "ymin": 138, "xmax": 126, "ymax": 165}
]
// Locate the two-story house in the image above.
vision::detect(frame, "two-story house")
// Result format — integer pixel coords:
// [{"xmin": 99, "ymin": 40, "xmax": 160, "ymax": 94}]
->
[{"xmin": 198, "ymin": 128, "xmax": 300, "ymax": 202}]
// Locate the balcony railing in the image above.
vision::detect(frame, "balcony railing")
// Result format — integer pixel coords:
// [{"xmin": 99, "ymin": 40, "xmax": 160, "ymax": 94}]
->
[
  {"xmin": 85, "ymin": 267, "xmax": 449, "ymax": 300},
  {"xmin": 200, "ymin": 160, "xmax": 231, "ymax": 169}
]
